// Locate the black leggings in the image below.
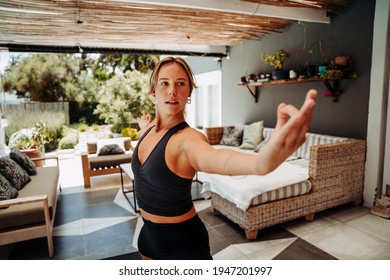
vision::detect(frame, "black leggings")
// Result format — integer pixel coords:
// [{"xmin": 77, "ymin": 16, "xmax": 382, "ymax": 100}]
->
[{"xmin": 138, "ymin": 214, "xmax": 213, "ymax": 260}]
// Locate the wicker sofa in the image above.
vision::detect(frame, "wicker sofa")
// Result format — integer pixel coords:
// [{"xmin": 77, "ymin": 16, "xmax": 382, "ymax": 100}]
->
[
  {"xmin": 0, "ymin": 155, "xmax": 60, "ymax": 257},
  {"xmin": 81, "ymin": 137, "xmax": 133, "ymax": 188},
  {"xmin": 203, "ymin": 125, "xmax": 366, "ymax": 240}
]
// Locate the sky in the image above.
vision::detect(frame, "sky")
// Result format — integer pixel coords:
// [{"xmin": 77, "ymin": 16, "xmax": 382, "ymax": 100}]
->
[{"xmin": 0, "ymin": 52, "xmax": 10, "ymax": 72}]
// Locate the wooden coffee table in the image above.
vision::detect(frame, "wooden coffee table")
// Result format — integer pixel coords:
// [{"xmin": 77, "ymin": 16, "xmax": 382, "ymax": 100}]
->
[{"xmin": 119, "ymin": 163, "xmax": 138, "ymax": 212}]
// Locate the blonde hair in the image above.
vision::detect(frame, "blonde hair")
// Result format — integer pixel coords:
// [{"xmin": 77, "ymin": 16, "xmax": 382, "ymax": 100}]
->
[{"xmin": 148, "ymin": 56, "xmax": 197, "ymax": 96}]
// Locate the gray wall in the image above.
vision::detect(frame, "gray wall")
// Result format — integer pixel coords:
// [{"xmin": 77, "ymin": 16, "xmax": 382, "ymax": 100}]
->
[{"xmin": 186, "ymin": 0, "xmax": 374, "ymax": 139}]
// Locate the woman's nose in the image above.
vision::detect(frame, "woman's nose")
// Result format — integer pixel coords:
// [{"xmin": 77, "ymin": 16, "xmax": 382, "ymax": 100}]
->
[{"xmin": 169, "ymin": 87, "xmax": 177, "ymax": 96}]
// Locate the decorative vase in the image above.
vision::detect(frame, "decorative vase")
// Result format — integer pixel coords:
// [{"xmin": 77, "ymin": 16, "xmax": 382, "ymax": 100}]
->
[
  {"xmin": 272, "ymin": 70, "xmax": 289, "ymax": 80},
  {"xmin": 289, "ymin": 70, "xmax": 297, "ymax": 79},
  {"xmin": 21, "ymin": 148, "xmax": 44, "ymax": 167}
]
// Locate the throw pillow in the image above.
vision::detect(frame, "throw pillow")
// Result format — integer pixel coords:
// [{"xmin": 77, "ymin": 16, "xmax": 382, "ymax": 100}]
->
[
  {"xmin": 9, "ymin": 148, "xmax": 37, "ymax": 175},
  {"xmin": 97, "ymin": 144, "xmax": 125, "ymax": 156},
  {"xmin": 254, "ymin": 138, "xmax": 269, "ymax": 153},
  {"xmin": 219, "ymin": 126, "xmax": 243, "ymax": 147},
  {"xmin": 239, "ymin": 121, "xmax": 264, "ymax": 150},
  {"xmin": 97, "ymin": 138, "xmax": 126, "ymax": 154},
  {"xmin": 0, "ymin": 156, "xmax": 31, "ymax": 190},
  {"xmin": 0, "ymin": 173, "xmax": 18, "ymax": 209}
]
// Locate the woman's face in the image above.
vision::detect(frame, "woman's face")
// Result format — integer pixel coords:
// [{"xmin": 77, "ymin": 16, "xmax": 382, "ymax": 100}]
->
[{"xmin": 154, "ymin": 62, "xmax": 190, "ymax": 116}]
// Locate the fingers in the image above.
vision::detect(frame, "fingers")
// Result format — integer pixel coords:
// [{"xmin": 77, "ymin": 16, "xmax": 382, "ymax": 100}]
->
[
  {"xmin": 277, "ymin": 89, "xmax": 317, "ymax": 124},
  {"xmin": 298, "ymin": 89, "xmax": 317, "ymax": 135},
  {"xmin": 275, "ymin": 103, "xmax": 288, "ymax": 130},
  {"xmin": 300, "ymin": 89, "xmax": 317, "ymax": 115},
  {"xmin": 274, "ymin": 89, "xmax": 317, "ymax": 140}
]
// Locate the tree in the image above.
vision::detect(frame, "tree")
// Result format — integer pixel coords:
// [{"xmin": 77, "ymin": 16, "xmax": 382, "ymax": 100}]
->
[
  {"xmin": 3, "ymin": 53, "xmax": 160, "ymax": 103},
  {"xmin": 63, "ymin": 70, "xmax": 100, "ymax": 103},
  {"xmin": 3, "ymin": 53, "xmax": 79, "ymax": 102},
  {"xmin": 91, "ymin": 54, "xmax": 159, "ymax": 80},
  {"xmin": 94, "ymin": 70, "xmax": 155, "ymax": 131}
]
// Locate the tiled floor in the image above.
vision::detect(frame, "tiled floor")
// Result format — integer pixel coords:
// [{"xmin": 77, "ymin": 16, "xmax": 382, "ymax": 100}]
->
[{"xmin": 1, "ymin": 152, "xmax": 390, "ymax": 260}]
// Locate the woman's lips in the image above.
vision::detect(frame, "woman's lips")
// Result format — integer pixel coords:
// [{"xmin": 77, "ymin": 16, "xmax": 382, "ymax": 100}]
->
[{"xmin": 166, "ymin": 100, "xmax": 179, "ymax": 104}]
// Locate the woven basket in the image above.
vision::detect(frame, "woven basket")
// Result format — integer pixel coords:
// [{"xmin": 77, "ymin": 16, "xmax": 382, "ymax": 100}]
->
[{"xmin": 205, "ymin": 126, "xmax": 234, "ymax": 145}]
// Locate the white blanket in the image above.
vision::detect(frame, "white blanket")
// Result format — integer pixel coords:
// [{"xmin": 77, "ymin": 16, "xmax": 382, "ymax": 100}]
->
[{"xmin": 201, "ymin": 162, "xmax": 309, "ymax": 211}]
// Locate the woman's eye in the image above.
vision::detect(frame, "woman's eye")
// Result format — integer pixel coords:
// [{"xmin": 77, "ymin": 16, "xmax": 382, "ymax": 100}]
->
[
  {"xmin": 177, "ymin": 82, "xmax": 185, "ymax": 86},
  {"xmin": 161, "ymin": 81, "xmax": 168, "ymax": 86}
]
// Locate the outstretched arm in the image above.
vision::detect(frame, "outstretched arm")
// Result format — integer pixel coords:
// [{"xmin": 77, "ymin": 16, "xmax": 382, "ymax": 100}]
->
[{"xmin": 186, "ymin": 89, "xmax": 317, "ymax": 176}]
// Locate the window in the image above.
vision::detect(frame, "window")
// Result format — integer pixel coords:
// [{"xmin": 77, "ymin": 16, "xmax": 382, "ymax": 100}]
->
[{"xmin": 186, "ymin": 70, "xmax": 222, "ymax": 130}]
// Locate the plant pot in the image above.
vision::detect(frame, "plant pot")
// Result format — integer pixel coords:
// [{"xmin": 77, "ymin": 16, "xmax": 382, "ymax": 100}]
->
[
  {"xmin": 318, "ymin": 65, "xmax": 328, "ymax": 76},
  {"xmin": 21, "ymin": 148, "xmax": 44, "ymax": 167},
  {"xmin": 272, "ymin": 70, "xmax": 289, "ymax": 80},
  {"xmin": 335, "ymin": 56, "xmax": 350, "ymax": 67},
  {"xmin": 305, "ymin": 65, "xmax": 316, "ymax": 77}
]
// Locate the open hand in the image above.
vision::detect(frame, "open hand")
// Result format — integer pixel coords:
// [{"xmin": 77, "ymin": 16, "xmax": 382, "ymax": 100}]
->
[
  {"xmin": 257, "ymin": 89, "xmax": 317, "ymax": 173},
  {"xmin": 137, "ymin": 111, "xmax": 152, "ymax": 130}
]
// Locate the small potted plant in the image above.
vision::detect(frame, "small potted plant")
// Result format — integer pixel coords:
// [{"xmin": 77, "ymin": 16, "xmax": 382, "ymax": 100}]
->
[
  {"xmin": 12, "ymin": 121, "xmax": 52, "ymax": 166},
  {"xmin": 261, "ymin": 49, "xmax": 290, "ymax": 80}
]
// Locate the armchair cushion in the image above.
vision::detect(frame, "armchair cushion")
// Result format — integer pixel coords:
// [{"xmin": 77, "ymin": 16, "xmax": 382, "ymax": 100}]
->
[
  {"xmin": 0, "ymin": 165, "xmax": 59, "ymax": 231},
  {"xmin": 88, "ymin": 154, "xmax": 132, "ymax": 169},
  {"xmin": 9, "ymin": 148, "xmax": 37, "ymax": 175},
  {"xmin": 97, "ymin": 144, "xmax": 125, "ymax": 156},
  {"xmin": 0, "ymin": 156, "xmax": 31, "ymax": 190}
]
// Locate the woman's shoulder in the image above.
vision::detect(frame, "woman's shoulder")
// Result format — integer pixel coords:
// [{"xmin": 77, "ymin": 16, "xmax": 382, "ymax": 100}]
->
[
  {"xmin": 182, "ymin": 126, "xmax": 207, "ymax": 139},
  {"xmin": 176, "ymin": 126, "xmax": 209, "ymax": 150}
]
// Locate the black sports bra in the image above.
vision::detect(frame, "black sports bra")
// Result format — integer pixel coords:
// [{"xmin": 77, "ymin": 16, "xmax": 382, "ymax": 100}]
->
[{"xmin": 131, "ymin": 122, "xmax": 193, "ymax": 216}]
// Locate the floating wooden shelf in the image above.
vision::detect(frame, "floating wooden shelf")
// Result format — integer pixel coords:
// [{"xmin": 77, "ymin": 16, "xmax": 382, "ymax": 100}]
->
[{"xmin": 239, "ymin": 76, "xmax": 341, "ymax": 103}]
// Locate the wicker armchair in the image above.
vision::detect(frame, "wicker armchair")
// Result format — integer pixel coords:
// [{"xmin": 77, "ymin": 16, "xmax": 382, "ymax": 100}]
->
[{"xmin": 204, "ymin": 126, "xmax": 367, "ymax": 240}]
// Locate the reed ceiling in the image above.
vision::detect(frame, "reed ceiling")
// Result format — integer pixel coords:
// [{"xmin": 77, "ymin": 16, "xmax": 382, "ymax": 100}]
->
[{"xmin": 0, "ymin": 0, "xmax": 353, "ymax": 56}]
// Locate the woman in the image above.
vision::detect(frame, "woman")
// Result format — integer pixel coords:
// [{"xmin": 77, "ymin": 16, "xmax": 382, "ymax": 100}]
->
[{"xmin": 132, "ymin": 56, "xmax": 317, "ymax": 260}]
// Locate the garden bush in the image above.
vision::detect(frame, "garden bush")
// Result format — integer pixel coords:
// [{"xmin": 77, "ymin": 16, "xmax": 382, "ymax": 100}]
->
[{"xmin": 58, "ymin": 126, "xmax": 79, "ymax": 149}]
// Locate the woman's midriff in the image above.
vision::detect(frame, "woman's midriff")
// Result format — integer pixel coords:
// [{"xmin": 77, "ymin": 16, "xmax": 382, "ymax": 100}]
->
[{"xmin": 140, "ymin": 206, "xmax": 197, "ymax": 224}]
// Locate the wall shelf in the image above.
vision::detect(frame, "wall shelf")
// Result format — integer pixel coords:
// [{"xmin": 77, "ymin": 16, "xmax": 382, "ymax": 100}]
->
[{"xmin": 239, "ymin": 76, "xmax": 341, "ymax": 103}]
